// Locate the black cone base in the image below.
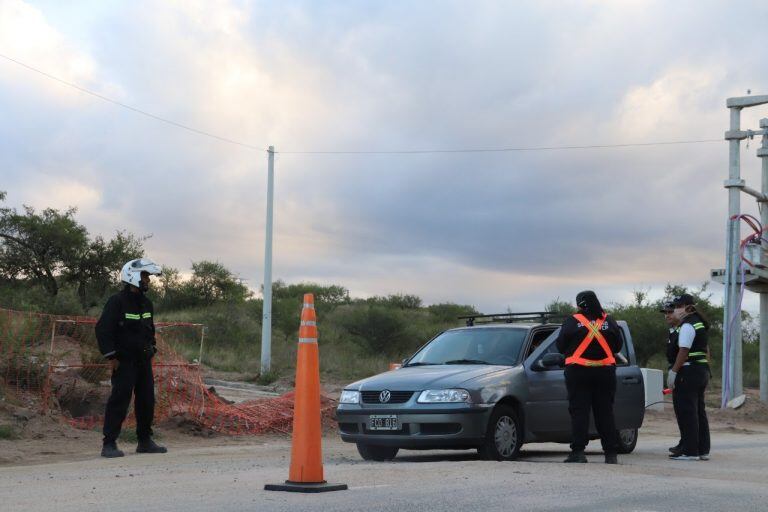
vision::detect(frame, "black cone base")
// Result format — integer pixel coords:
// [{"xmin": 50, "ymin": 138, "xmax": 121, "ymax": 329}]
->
[{"xmin": 264, "ymin": 480, "xmax": 348, "ymax": 493}]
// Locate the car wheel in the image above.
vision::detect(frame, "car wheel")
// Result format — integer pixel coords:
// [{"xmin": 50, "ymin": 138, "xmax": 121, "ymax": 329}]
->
[
  {"xmin": 479, "ymin": 405, "xmax": 522, "ymax": 461},
  {"xmin": 356, "ymin": 443, "xmax": 399, "ymax": 461},
  {"xmin": 616, "ymin": 428, "xmax": 638, "ymax": 454}
]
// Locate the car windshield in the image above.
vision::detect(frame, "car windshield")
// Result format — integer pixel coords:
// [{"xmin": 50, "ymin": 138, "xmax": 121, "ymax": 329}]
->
[{"xmin": 405, "ymin": 328, "xmax": 528, "ymax": 366}]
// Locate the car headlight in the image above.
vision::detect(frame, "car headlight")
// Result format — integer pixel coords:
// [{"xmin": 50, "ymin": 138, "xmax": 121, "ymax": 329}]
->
[
  {"xmin": 339, "ymin": 390, "xmax": 360, "ymax": 404},
  {"xmin": 417, "ymin": 389, "xmax": 471, "ymax": 403}
]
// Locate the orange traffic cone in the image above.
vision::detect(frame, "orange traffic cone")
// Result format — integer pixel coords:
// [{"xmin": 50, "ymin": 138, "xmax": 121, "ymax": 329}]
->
[{"xmin": 265, "ymin": 294, "xmax": 347, "ymax": 493}]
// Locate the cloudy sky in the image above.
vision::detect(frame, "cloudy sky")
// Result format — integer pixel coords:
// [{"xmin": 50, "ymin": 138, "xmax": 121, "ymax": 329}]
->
[{"xmin": 1, "ymin": 0, "xmax": 768, "ymax": 313}]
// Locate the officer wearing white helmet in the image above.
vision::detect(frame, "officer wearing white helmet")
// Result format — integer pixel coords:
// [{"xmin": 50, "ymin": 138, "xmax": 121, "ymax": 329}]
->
[{"xmin": 95, "ymin": 258, "xmax": 166, "ymax": 458}]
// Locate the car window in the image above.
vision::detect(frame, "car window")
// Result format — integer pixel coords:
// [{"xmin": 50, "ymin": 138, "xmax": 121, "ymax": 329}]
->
[
  {"xmin": 407, "ymin": 327, "xmax": 528, "ymax": 366},
  {"xmin": 525, "ymin": 327, "xmax": 558, "ymax": 359}
]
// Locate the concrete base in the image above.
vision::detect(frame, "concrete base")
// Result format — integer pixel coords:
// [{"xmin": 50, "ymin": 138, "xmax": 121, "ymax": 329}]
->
[{"xmin": 264, "ymin": 481, "xmax": 348, "ymax": 493}]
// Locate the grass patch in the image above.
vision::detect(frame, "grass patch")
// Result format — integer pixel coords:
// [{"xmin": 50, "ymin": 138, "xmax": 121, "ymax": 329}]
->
[
  {"xmin": 0, "ymin": 424, "xmax": 19, "ymax": 440},
  {"xmin": 254, "ymin": 370, "xmax": 280, "ymax": 385}
]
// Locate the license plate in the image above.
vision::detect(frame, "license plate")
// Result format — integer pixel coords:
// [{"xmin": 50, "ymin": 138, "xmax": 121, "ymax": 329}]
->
[{"xmin": 369, "ymin": 415, "xmax": 399, "ymax": 431}]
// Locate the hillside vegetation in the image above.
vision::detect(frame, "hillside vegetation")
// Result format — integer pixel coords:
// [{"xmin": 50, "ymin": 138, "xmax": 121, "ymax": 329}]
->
[{"xmin": 1, "ymin": 191, "xmax": 760, "ymax": 385}]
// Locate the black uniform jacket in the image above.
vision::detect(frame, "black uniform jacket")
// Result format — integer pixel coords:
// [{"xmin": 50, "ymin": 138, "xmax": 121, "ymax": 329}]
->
[
  {"xmin": 95, "ymin": 287, "xmax": 156, "ymax": 360},
  {"xmin": 555, "ymin": 313, "xmax": 623, "ymax": 362}
]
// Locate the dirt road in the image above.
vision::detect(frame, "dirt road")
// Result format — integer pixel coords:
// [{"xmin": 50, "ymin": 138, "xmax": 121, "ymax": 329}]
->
[{"xmin": 3, "ymin": 413, "xmax": 768, "ymax": 512}]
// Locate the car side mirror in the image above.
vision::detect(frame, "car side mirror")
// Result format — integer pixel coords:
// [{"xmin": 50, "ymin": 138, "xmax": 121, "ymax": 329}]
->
[{"xmin": 537, "ymin": 353, "xmax": 565, "ymax": 370}]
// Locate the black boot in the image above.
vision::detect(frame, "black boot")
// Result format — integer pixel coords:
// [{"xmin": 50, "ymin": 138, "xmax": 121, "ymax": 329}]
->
[
  {"xmin": 604, "ymin": 453, "xmax": 618, "ymax": 464},
  {"xmin": 136, "ymin": 438, "xmax": 167, "ymax": 454},
  {"xmin": 563, "ymin": 451, "xmax": 587, "ymax": 463},
  {"xmin": 101, "ymin": 442, "xmax": 125, "ymax": 458}
]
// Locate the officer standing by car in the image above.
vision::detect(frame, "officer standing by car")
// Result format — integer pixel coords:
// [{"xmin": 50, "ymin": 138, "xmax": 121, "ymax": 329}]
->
[
  {"xmin": 556, "ymin": 290, "xmax": 623, "ymax": 464},
  {"xmin": 96, "ymin": 258, "xmax": 167, "ymax": 458},
  {"xmin": 666, "ymin": 294, "xmax": 710, "ymax": 461},
  {"xmin": 660, "ymin": 299, "xmax": 683, "ymax": 456}
]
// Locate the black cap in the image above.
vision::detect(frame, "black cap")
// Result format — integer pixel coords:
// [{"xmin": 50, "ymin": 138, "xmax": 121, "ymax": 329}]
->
[
  {"xmin": 659, "ymin": 300, "xmax": 674, "ymax": 313},
  {"xmin": 576, "ymin": 290, "xmax": 604, "ymax": 317},
  {"xmin": 671, "ymin": 294, "xmax": 695, "ymax": 308}
]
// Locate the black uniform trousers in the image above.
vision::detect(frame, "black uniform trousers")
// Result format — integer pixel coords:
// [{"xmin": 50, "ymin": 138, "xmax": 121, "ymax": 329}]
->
[
  {"xmin": 103, "ymin": 357, "xmax": 155, "ymax": 444},
  {"xmin": 564, "ymin": 364, "xmax": 618, "ymax": 453},
  {"xmin": 672, "ymin": 364, "xmax": 710, "ymax": 456}
]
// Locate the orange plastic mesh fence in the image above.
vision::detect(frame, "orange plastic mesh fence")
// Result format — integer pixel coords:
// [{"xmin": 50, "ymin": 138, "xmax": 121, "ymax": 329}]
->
[{"xmin": 0, "ymin": 307, "xmax": 336, "ymax": 435}]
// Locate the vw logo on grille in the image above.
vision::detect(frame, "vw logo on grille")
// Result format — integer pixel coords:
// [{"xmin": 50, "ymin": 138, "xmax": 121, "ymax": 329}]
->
[{"xmin": 379, "ymin": 390, "xmax": 391, "ymax": 403}]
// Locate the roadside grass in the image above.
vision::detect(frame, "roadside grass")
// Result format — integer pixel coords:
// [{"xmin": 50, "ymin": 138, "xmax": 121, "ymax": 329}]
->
[
  {"xmin": 0, "ymin": 424, "xmax": 19, "ymax": 440},
  {"xmin": 171, "ymin": 336, "xmax": 393, "ymax": 383}
]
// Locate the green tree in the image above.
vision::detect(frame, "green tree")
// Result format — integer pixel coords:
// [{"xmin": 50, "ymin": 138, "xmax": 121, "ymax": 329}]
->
[
  {"xmin": 546, "ymin": 298, "xmax": 575, "ymax": 316},
  {"xmin": 427, "ymin": 302, "xmax": 479, "ymax": 323},
  {"xmin": 271, "ymin": 281, "xmax": 351, "ymax": 306},
  {"xmin": 188, "ymin": 260, "xmax": 251, "ymax": 305},
  {"xmin": 366, "ymin": 294, "xmax": 423, "ymax": 309},
  {"xmin": 0, "ymin": 192, "xmax": 87, "ymax": 296},
  {"xmin": 64, "ymin": 231, "xmax": 145, "ymax": 307}
]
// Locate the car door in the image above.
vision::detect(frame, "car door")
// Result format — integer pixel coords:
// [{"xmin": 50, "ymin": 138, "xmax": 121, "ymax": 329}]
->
[
  {"xmin": 524, "ymin": 323, "xmax": 644, "ymax": 441},
  {"xmin": 613, "ymin": 323, "xmax": 645, "ymax": 430},
  {"xmin": 523, "ymin": 328, "xmax": 572, "ymax": 440}
]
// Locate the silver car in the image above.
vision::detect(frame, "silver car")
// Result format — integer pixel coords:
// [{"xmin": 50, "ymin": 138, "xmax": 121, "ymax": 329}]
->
[{"xmin": 336, "ymin": 314, "xmax": 645, "ymax": 461}]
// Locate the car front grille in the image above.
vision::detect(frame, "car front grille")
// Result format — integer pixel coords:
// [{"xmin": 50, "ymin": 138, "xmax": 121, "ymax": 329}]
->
[{"xmin": 361, "ymin": 391, "xmax": 414, "ymax": 404}]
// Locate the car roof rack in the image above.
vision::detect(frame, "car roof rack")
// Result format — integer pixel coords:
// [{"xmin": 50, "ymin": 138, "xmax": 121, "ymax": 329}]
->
[{"xmin": 457, "ymin": 311, "xmax": 569, "ymax": 327}]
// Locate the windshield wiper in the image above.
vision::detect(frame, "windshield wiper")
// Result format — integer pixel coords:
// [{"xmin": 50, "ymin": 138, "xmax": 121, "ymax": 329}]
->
[
  {"xmin": 443, "ymin": 359, "xmax": 490, "ymax": 365},
  {"xmin": 403, "ymin": 362, "xmax": 436, "ymax": 367}
]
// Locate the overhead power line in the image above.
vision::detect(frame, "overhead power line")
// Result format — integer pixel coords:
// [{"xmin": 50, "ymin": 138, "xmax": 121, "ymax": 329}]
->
[
  {"xmin": 1, "ymin": 52, "xmax": 722, "ymax": 155},
  {"xmin": 0, "ymin": 52, "xmax": 262, "ymax": 151},
  {"xmin": 278, "ymin": 139, "xmax": 721, "ymax": 154}
]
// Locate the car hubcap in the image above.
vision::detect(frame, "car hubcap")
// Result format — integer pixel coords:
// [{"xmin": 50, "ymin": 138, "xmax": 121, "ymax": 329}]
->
[
  {"xmin": 619, "ymin": 429, "xmax": 636, "ymax": 446},
  {"xmin": 494, "ymin": 416, "xmax": 517, "ymax": 457}
]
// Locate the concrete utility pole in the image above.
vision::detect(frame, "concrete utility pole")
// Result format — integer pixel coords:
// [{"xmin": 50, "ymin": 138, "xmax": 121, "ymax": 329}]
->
[
  {"xmin": 760, "ymin": 118, "xmax": 768, "ymax": 403},
  {"xmin": 713, "ymin": 95, "xmax": 768, "ymax": 406},
  {"xmin": 261, "ymin": 146, "xmax": 275, "ymax": 373}
]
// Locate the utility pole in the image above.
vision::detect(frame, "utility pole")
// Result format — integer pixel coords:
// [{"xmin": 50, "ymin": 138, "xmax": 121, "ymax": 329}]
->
[
  {"xmin": 723, "ymin": 102, "xmax": 744, "ymax": 404},
  {"xmin": 261, "ymin": 146, "xmax": 275, "ymax": 373},
  {"xmin": 714, "ymin": 95, "xmax": 768, "ymax": 406},
  {"xmin": 760, "ymin": 118, "xmax": 768, "ymax": 402}
]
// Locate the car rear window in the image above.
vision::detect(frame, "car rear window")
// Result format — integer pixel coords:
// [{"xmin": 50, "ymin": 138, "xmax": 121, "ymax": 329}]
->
[{"xmin": 407, "ymin": 328, "xmax": 528, "ymax": 366}]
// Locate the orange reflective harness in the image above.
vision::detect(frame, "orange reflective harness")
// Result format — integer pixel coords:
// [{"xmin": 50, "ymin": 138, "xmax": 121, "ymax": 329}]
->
[{"xmin": 565, "ymin": 313, "xmax": 616, "ymax": 367}]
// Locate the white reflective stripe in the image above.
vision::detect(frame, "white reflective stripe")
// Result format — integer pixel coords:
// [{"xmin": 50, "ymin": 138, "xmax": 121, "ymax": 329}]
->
[
  {"xmin": 303, "ymin": 303, "xmax": 315, "ymax": 309},
  {"xmin": 298, "ymin": 338, "xmax": 317, "ymax": 344},
  {"xmin": 301, "ymin": 321, "xmax": 317, "ymax": 326}
]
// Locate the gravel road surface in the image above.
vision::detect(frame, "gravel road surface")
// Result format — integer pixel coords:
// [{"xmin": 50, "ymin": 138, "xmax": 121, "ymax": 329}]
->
[{"xmin": 3, "ymin": 426, "xmax": 767, "ymax": 512}]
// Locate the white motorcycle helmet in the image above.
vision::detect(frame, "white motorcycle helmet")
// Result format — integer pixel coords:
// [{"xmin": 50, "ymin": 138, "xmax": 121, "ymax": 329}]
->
[{"xmin": 121, "ymin": 258, "xmax": 162, "ymax": 291}]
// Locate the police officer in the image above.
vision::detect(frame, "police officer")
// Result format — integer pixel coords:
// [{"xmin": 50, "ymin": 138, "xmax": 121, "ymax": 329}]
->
[
  {"xmin": 660, "ymin": 299, "xmax": 682, "ymax": 455},
  {"xmin": 667, "ymin": 293, "xmax": 710, "ymax": 461},
  {"xmin": 556, "ymin": 290, "xmax": 623, "ymax": 464},
  {"xmin": 96, "ymin": 258, "xmax": 167, "ymax": 458}
]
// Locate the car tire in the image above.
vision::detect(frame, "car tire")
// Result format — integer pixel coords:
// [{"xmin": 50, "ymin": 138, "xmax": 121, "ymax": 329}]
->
[
  {"xmin": 616, "ymin": 428, "xmax": 638, "ymax": 454},
  {"xmin": 356, "ymin": 443, "xmax": 399, "ymax": 461},
  {"xmin": 479, "ymin": 404, "xmax": 522, "ymax": 461}
]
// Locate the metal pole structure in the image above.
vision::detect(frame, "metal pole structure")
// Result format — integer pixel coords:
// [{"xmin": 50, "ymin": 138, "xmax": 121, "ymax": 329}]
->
[
  {"xmin": 759, "ymin": 118, "xmax": 768, "ymax": 403},
  {"xmin": 260, "ymin": 146, "xmax": 275, "ymax": 374},
  {"xmin": 723, "ymin": 106, "xmax": 743, "ymax": 406}
]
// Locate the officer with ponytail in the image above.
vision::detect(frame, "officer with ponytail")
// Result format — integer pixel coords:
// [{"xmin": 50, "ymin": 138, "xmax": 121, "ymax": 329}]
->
[
  {"xmin": 556, "ymin": 290, "xmax": 623, "ymax": 464},
  {"xmin": 666, "ymin": 294, "xmax": 710, "ymax": 461}
]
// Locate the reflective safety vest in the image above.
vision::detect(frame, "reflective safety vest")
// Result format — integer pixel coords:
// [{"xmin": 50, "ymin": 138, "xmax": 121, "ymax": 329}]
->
[
  {"xmin": 565, "ymin": 313, "xmax": 616, "ymax": 367},
  {"xmin": 677, "ymin": 313, "xmax": 709, "ymax": 365}
]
